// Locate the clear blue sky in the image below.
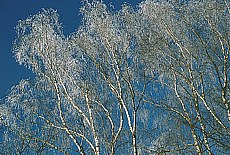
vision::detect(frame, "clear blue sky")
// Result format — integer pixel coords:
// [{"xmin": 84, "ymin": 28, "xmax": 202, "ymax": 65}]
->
[{"xmin": 0, "ymin": 0, "xmax": 142, "ymax": 98}]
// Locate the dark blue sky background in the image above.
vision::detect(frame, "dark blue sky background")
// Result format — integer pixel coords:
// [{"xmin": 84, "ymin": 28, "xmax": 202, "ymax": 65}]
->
[{"xmin": 0, "ymin": 0, "xmax": 142, "ymax": 98}]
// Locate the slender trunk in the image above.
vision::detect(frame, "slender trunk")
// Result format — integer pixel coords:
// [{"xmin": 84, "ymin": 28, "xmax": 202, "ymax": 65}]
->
[
  {"xmin": 95, "ymin": 137, "xmax": 100, "ymax": 155},
  {"xmin": 76, "ymin": 142, "xmax": 86, "ymax": 155},
  {"xmin": 222, "ymin": 55, "xmax": 229, "ymax": 122},
  {"xmin": 191, "ymin": 126, "xmax": 202, "ymax": 155},
  {"xmin": 110, "ymin": 144, "xmax": 115, "ymax": 155},
  {"xmin": 132, "ymin": 111, "xmax": 137, "ymax": 155},
  {"xmin": 85, "ymin": 94, "xmax": 100, "ymax": 155},
  {"xmin": 194, "ymin": 99, "xmax": 212, "ymax": 155}
]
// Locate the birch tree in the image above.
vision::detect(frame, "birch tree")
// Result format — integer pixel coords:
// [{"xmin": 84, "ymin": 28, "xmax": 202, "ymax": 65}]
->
[
  {"xmin": 0, "ymin": 0, "xmax": 229, "ymax": 155},
  {"xmin": 138, "ymin": 0, "xmax": 230, "ymax": 154},
  {"xmin": 1, "ymin": 2, "xmax": 157, "ymax": 155}
]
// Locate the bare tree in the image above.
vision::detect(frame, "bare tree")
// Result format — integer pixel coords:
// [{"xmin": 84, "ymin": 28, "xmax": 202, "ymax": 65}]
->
[
  {"xmin": 138, "ymin": 0, "xmax": 230, "ymax": 154},
  {"xmin": 1, "ymin": 0, "xmax": 229, "ymax": 155},
  {"xmin": 1, "ymin": 3, "xmax": 156, "ymax": 155}
]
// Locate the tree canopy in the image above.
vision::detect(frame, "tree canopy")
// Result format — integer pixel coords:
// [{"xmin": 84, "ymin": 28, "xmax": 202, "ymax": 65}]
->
[{"xmin": 1, "ymin": 0, "xmax": 229, "ymax": 154}]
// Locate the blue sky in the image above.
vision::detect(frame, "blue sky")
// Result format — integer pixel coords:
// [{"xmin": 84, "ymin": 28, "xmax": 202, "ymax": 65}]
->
[{"xmin": 0, "ymin": 0, "xmax": 142, "ymax": 98}]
